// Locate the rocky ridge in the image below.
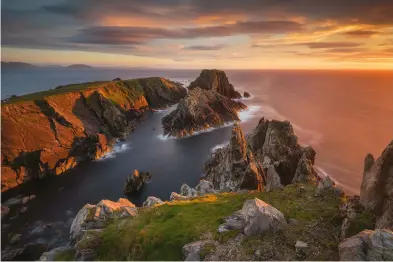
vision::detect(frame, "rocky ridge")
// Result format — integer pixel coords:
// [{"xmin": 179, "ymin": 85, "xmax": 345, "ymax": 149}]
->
[
  {"xmin": 162, "ymin": 87, "xmax": 247, "ymax": 138},
  {"xmin": 1, "ymin": 78, "xmax": 186, "ymax": 192},
  {"xmin": 204, "ymin": 118, "xmax": 318, "ymax": 192}
]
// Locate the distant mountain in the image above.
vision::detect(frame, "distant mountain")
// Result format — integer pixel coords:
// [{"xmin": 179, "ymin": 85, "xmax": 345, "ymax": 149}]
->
[
  {"xmin": 67, "ymin": 64, "xmax": 93, "ymax": 69},
  {"xmin": 1, "ymin": 62, "xmax": 37, "ymax": 69}
]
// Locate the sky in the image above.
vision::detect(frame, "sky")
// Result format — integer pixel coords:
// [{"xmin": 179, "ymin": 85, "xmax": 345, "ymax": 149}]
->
[{"xmin": 1, "ymin": 0, "xmax": 393, "ymax": 69}]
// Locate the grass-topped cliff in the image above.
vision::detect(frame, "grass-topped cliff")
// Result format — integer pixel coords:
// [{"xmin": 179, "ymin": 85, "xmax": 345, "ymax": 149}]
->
[
  {"xmin": 1, "ymin": 77, "xmax": 186, "ymax": 192},
  {"xmin": 54, "ymin": 183, "xmax": 375, "ymax": 261}
]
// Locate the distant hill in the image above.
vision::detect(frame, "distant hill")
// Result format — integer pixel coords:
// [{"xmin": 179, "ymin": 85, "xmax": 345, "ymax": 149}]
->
[
  {"xmin": 67, "ymin": 64, "xmax": 93, "ymax": 69},
  {"xmin": 1, "ymin": 62, "xmax": 37, "ymax": 69}
]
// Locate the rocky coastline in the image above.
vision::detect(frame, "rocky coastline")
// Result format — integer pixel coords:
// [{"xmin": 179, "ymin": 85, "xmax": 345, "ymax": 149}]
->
[{"xmin": 1, "ymin": 69, "xmax": 392, "ymax": 261}]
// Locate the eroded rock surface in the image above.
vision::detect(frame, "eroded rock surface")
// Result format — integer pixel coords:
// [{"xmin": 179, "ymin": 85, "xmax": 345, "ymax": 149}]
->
[
  {"xmin": 339, "ymin": 229, "xmax": 393, "ymax": 261},
  {"xmin": 204, "ymin": 123, "xmax": 263, "ymax": 191},
  {"xmin": 360, "ymin": 140, "xmax": 393, "ymax": 229},
  {"xmin": 188, "ymin": 69, "xmax": 241, "ymax": 99},
  {"xmin": 162, "ymin": 88, "xmax": 247, "ymax": 138}
]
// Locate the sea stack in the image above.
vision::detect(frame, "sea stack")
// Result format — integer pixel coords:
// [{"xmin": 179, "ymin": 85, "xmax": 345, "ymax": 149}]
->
[
  {"xmin": 188, "ymin": 69, "xmax": 242, "ymax": 99},
  {"xmin": 161, "ymin": 88, "xmax": 247, "ymax": 138}
]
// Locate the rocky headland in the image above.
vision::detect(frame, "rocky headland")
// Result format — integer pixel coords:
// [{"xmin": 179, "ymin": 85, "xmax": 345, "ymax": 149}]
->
[
  {"xmin": 161, "ymin": 69, "xmax": 246, "ymax": 138},
  {"xmin": 1, "ymin": 77, "xmax": 186, "ymax": 192}
]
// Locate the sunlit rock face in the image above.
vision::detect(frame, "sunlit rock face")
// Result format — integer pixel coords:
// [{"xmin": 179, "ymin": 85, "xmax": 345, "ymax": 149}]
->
[
  {"xmin": 188, "ymin": 69, "xmax": 242, "ymax": 99},
  {"xmin": 161, "ymin": 87, "xmax": 247, "ymax": 138}
]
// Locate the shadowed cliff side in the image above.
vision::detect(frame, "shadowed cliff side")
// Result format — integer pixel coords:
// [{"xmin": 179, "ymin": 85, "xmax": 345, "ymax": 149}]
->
[{"xmin": 1, "ymin": 77, "xmax": 186, "ymax": 192}]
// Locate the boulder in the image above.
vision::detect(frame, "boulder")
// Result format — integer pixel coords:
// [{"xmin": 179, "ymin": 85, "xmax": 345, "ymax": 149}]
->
[
  {"xmin": 292, "ymin": 153, "xmax": 318, "ymax": 183},
  {"xmin": 204, "ymin": 123, "xmax": 263, "ymax": 192},
  {"xmin": 183, "ymin": 240, "xmax": 215, "ymax": 260},
  {"xmin": 143, "ymin": 196, "xmax": 163, "ymax": 207},
  {"xmin": 265, "ymin": 166, "xmax": 283, "ymax": 192},
  {"xmin": 315, "ymin": 176, "xmax": 335, "ymax": 195},
  {"xmin": 123, "ymin": 170, "xmax": 152, "ymax": 194},
  {"xmin": 196, "ymin": 180, "xmax": 217, "ymax": 195},
  {"xmin": 339, "ymin": 229, "xmax": 393, "ymax": 261},
  {"xmin": 218, "ymin": 213, "xmax": 245, "ymax": 232},
  {"xmin": 70, "ymin": 198, "xmax": 137, "ymax": 242},
  {"xmin": 188, "ymin": 69, "xmax": 241, "ymax": 99},
  {"xmin": 243, "ymin": 92, "xmax": 251, "ymax": 98},
  {"xmin": 161, "ymin": 88, "xmax": 247, "ymax": 138},
  {"xmin": 170, "ymin": 192, "xmax": 189, "ymax": 201},
  {"xmin": 360, "ymin": 140, "xmax": 393, "ymax": 229},
  {"xmin": 180, "ymin": 184, "xmax": 198, "ymax": 197},
  {"xmin": 239, "ymin": 198, "xmax": 287, "ymax": 236}
]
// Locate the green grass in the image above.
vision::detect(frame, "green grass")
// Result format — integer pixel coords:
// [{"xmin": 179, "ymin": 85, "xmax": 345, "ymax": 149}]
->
[
  {"xmin": 54, "ymin": 249, "xmax": 76, "ymax": 261},
  {"xmin": 95, "ymin": 183, "xmax": 373, "ymax": 261}
]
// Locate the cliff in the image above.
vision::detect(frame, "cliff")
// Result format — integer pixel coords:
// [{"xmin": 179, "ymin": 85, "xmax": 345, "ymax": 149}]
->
[
  {"xmin": 188, "ymin": 69, "xmax": 242, "ymax": 99},
  {"xmin": 1, "ymin": 78, "xmax": 186, "ymax": 192},
  {"xmin": 161, "ymin": 88, "xmax": 247, "ymax": 138}
]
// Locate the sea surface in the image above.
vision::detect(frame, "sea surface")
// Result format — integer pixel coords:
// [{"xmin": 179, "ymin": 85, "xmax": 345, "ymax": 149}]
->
[{"xmin": 1, "ymin": 68, "xmax": 393, "ymax": 256}]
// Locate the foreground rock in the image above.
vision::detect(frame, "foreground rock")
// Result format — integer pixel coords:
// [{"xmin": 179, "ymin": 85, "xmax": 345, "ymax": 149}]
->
[
  {"xmin": 360, "ymin": 140, "xmax": 393, "ymax": 229},
  {"xmin": 183, "ymin": 240, "xmax": 216, "ymax": 261},
  {"xmin": 123, "ymin": 170, "xmax": 152, "ymax": 194},
  {"xmin": 70, "ymin": 198, "xmax": 137, "ymax": 242},
  {"xmin": 188, "ymin": 69, "xmax": 241, "ymax": 99},
  {"xmin": 218, "ymin": 198, "xmax": 287, "ymax": 236},
  {"xmin": 204, "ymin": 123, "xmax": 263, "ymax": 191},
  {"xmin": 162, "ymin": 88, "xmax": 247, "ymax": 137},
  {"xmin": 339, "ymin": 229, "xmax": 393, "ymax": 260},
  {"xmin": 39, "ymin": 246, "xmax": 74, "ymax": 261}
]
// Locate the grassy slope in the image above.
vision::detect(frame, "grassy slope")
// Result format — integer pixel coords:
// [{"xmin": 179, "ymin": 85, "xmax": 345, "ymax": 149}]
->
[
  {"xmin": 2, "ymin": 78, "xmax": 163, "ymax": 105},
  {"xmin": 94, "ymin": 183, "xmax": 374, "ymax": 261}
]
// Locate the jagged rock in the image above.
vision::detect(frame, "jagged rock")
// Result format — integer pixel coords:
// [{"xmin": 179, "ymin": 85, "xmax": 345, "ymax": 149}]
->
[
  {"xmin": 247, "ymin": 118, "xmax": 307, "ymax": 185},
  {"xmin": 75, "ymin": 229, "xmax": 102, "ymax": 261},
  {"xmin": 265, "ymin": 166, "xmax": 283, "ymax": 192},
  {"xmin": 123, "ymin": 170, "xmax": 152, "ymax": 194},
  {"xmin": 188, "ymin": 69, "xmax": 241, "ymax": 99},
  {"xmin": 39, "ymin": 246, "xmax": 74, "ymax": 261},
  {"xmin": 339, "ymin": 229, "xmax": 393, "ymax": 261},
  {"xmin": 180, "ymin": 184, "xmax": 198, "ymax": 197},
  {"xmin": 170, "ymin": 192, "xmax": 189, "ymax": 201},
  {"xmin": 183, "ymin": 240, "xmax": 215, "ymax": 260},
  {"xmin": 70, "ymin": 198, "xmax": 137, "ymax": 242},
  {"xmin": 292, "ymin": 153, "xmax": 318, "ymax": 183},
  {"xmin": 218, "ymin": 214, "xmax": 245, "ymax": 232},
  {"xmin": 204, "ymin": 123, "xmax": 263, "ymax": 191},
  {"xmin": 162, "ymin": 88, "xmax": 247, "ymax": 137},
  {"xmin": 195, "ymin": 180, "xmax": 216, "ymax": 195},
  {"xmin": 185, "ymin": 252, "xmax": 200, "ymax": 261},
  {"xmin": 239, "ymin": 198, "xmax": 287, "ymax": 236},
  {"xmin": 143, "ymin": 196, "xmax": 163, "ymax": 207},
  {"xmin": 315, "ymin": 176, "xmax": 335, "ymax": 196},
  {"xmin": 243, "ymin": 92, "xmax": 251, "ymax": 98},
  {"xmin": 360, "ymin": 140, "xmax": 393, "ymax": 229}
]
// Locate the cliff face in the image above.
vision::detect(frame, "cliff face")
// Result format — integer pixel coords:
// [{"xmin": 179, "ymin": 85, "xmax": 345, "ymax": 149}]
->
[
  {"xmin": 161, "ymin": 88, "xmax": 247, "ymax": 138},
  {"xmin": 1, "ymin": 78, "xmax": 186, "ymax": 192},
  {"xmin": 188, "ymin": 69, "xmax": 242, "ymax": 99},
  {"xmin": 204, "ymin": 118, "xmax": 318, "ymax": 191}
]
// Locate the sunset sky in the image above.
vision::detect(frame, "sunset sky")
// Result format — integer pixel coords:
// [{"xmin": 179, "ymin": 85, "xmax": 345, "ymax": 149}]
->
[{"xmin": 2, "ymin": 0, "xmax": 393, "ymax": 69}]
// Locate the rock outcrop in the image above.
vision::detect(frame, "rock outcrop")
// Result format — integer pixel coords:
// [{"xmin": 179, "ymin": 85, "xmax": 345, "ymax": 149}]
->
[
  {"xmin": 204, "ymin": 118, "xmax": 317, "ymax": 192},
  {"xmin": 360, "ymin": 140, "xmax": 393, "ymax": 229},
  {"xmin": 162, "ymin": 88, "xmax": 247, "ymax": 138},
  {"xmin": 143, "ymin": 196, "xmax": 163, "ymax": 207},
  {"xmin": 1, "ymin": 78, "xmax": 186, "ymax": 192},
  {"xmin": 70, "ymin": 198, "xmax": 137, "ymax": 242},
  {"xmin": 243, "ymin": 92, "xmax": 251, "ymax": 98},
  {"xmin": 188, "ymin": 69, "xmax": 241, "ymax": 99},
  {"xmin": 204, "ymin": 123, "xmax": 263, "ymax": 191},
  {"xmin": 339, "ymin": 229, "xmax": 393, "ymax": 261},
  {"xmin": 123, "ymin": 170, "xmax": 152, "ymax": 194}
]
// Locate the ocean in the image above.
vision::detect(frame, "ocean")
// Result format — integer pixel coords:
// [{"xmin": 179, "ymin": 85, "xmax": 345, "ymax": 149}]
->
[{"xmin": 1, "ymin": 68, "xmax": 393, "ymax": 256}]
